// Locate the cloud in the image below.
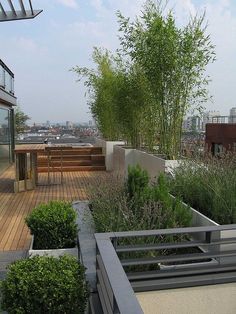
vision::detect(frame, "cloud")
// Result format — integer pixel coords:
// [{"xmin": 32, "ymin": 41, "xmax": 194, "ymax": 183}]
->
[
  {"xmin": 57, "ymin": 0, "xmax": 78, "ymax": 8},
  {"xmin": 2, "ymin": 0, "xmax": 236, "ymax": 122}
]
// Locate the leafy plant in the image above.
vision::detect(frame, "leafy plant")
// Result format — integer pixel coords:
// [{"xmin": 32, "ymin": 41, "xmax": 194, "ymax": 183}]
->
[
  {"xmin": 89, "ymin": 166, "xmax": 191, "ymax": 233},
  {"xmin": 14, "ymin": 106, "xmax": 30, "ymax": 136},
  {"xmin": 0, "ymin": 255, "xmax": 88, "ymax": 314},
  {"xmin": 72, "ymin": 48, "xmax": 121, "ymax": 141},
  {"xmin": 126, "ymin": 164, "xmax": 149, "ymax": 199},
  {"xmin": 89, "ymin": 166, "xmax": 192, "ymax": 271},
  {"xmin": 118, "ymin": 1, "xmax": 215, "ymax": 158},
  {"xmin": 25, "ymin": 201, "xmax": 78, "ymax": 249},
  {"xmin": 170, "ymin": 155, "xmax": 236, "ymax": 224}
]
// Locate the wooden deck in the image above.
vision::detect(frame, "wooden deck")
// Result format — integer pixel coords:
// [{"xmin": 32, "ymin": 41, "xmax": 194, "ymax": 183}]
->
[{"xmin": 0, "ymin": 166, "xmax": 111, "ymax": 251}]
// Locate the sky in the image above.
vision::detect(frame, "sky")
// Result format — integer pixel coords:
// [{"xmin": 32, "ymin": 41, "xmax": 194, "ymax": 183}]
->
[{"xmin": 0, "ymin": 0, "xmax": 236, "ymax": 124}]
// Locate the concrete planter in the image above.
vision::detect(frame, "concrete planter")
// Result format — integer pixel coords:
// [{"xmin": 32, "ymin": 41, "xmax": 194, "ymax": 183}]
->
[
  {"xmin": 95, "ymin": 138, "xmax": 125, "ymax": 171},
  {"xmin": 113, "ymin": 145, "xmax": 136, "ymax": 177},
  {"xmin": 28, "ymin": 235, "xmax": 79, "ymax": 259},
  {"xmin": 113, "ymin": 146, "xmax": 180, "ymax": 180},
  {"xmin": 74, "ymin": 201, "xmax": 219, "ymax": 275},
  {"xmin": 172, "ymin": 197, "xmax": 236, "ymax": 264}
]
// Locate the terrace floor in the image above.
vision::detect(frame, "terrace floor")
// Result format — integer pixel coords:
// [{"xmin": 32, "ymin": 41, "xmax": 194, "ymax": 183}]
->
[{"xmin": 0, "ymin": 166, "xmax": 110, "ymax": 251}]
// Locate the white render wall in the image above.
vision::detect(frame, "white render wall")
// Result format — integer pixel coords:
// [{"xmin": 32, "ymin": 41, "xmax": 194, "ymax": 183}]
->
[
  {"xmin": 95, "ymin": 138, "xmax": 125, "ymax": 171},
  {"xmin": 113, "ymin": 146, "xmax": 180, "ymax": 180}
]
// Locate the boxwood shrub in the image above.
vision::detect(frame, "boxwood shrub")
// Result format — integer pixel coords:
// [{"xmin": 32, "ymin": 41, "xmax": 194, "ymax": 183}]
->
[
  {"xmin": 0, "ymin": 255, "xmax": 88, "ymax": 314},
  {"xmin": 25, "ymin": 201, "xmax": 78, "ymax": 249}
]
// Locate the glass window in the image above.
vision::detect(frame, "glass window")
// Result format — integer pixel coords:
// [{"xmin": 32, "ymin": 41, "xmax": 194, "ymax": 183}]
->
[
  {"xmin": 5, "ymin": 71, "xmax": 14, "ymax": 94},
  {"xmin": 0, "ymin": 64, "xmax": 14, "ymax": 94},
  {"xmin": 0, "ymin": 107, "xmax": 11, "ymax": 174},
  {"xmin": 0, "ymin": 65, "xmax": 5, "ymax": 88}
]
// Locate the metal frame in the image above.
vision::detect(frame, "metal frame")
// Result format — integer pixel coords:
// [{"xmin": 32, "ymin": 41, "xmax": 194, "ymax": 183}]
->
[
  {"xmin": 95, "ymin": 224, "xmax": 236, "ymax": 314},
  {"xmin": 0, "ymin": 1, "xmax": 42, "ymax": 22}
]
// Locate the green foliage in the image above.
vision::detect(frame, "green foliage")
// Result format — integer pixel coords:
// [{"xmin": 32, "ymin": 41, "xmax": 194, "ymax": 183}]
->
[
  {"xmin": 14, "ymin": 106, "xmax": 30, "ymax": 136},
  {"xmin": 73, "ymin": 49, "xmax": 152, "ymax": 147},
  {"xmin": 118, "ymin": 1, "xmax": 215, "ymax": 158},
  {"xmin": 73, "ymin": 1, "xmax": 215, "ymax": 156},
  {"xmin": 72, "ymin": 48, "xmax": 121, "ymax": 140},
  {"xmin": 0, "ymin": 255, "xmax": 88, "ymax": 314},
  {"xmin": 126, "ymin": 164, "xmax": 149, "ymax": 199},
  {"xmin": 25, "ymin": 201, "xmax": 78, "ymax": 249},
  {"xmin": 170, "ymin": 155, "xmax": 236, "ymax": 224},
  {"xmin": 89, "ymin": 166, "xmax": 191, "ymax": 233}
]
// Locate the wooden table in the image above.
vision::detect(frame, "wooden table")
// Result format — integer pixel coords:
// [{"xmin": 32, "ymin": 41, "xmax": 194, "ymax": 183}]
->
[{"xmin": 14, "ymin": 144, "xmax": 46, "ymax": 193}]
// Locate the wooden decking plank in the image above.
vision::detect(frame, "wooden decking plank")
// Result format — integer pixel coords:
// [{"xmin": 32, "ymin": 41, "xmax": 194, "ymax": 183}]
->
[
  {"xmin": 9, "ymin": 190, "xmax": 35, "ymax": 250},
  {"xmin": 0, "ymin": 166, "xmax": 110, "ymax": 251},
  {"xmin": 0, "ymin": 184, "xmax": 30, "ymax": 250}
]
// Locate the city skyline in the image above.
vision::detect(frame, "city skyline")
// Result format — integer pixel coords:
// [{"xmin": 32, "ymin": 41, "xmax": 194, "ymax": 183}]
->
[{"xmin": 0, "ymin": 0, "xmax": 236, "ymax": 122}]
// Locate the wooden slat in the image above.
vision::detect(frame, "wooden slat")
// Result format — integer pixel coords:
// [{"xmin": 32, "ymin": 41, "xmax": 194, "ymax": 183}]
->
[
  {"xmin": 36, "ymin": 147, "xmax": 105, "ymax": 173},
  {"xmin": 0, "ymin": 166, "xmax": 110, "ymax": 251}
]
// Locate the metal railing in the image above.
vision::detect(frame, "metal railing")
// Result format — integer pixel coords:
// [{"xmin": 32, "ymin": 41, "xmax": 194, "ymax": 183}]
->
[
  {"xmin": 0, "ymin": 0, "xmax": 42, "ymax": 22},
  {"xmin": 95, "ymin": 224, "xmax": 236, "ymax": 314}
]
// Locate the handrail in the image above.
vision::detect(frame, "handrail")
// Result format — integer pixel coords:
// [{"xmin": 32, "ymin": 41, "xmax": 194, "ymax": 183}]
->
[
  {"xmin": 111, "ymin": 224, "xmax": 236, "ymax": 239},
  {"xmin": 96, "ymin": 235, "xmax": 144, "ymax": 314},
  {"xmin": 95, "ymin": 224, "xmax": 236, "ymax": 313}
]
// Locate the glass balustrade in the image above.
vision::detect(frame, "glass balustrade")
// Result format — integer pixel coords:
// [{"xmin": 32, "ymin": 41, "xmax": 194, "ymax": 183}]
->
[{"xmin": 0, "ymin": 63, "xmax": 14, "ymax": 94}]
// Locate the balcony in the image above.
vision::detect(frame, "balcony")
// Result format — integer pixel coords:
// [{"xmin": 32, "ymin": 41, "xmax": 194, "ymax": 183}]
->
[
  {"xmin": 0, "ymin": 60, "xmax": 16, "ymax": 106},
  {"xmin": 1, "ymin": 142, "xmax": 236, "ymax": 313}
]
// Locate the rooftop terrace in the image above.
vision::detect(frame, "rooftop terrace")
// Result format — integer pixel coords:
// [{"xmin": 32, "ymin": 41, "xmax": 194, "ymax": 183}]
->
[{"xmin": 0, "ymin": 165, "xmax": 110, "ymax": 251}]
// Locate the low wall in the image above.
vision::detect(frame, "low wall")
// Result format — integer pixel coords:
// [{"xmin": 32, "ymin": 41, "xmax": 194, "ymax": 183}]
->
[
  {"xmin": 113, "ymin": 146, "xmax": 180, "ymax": 180},
  {"xmin": 113, "ymin": 146, "xmax": 135, "ymax": 177},
  {"xmin": 95, "ymin": 138, "xmax": 125, "ymax": 171}
]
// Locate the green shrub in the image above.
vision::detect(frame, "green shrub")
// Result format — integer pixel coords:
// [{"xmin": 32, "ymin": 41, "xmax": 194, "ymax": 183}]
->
[
  {"xmin": 25, "ymin": 201, "xmax": 78, "ymax": 249},
  {"xmin": 126, "ymin": 164, "xmax": 149, "ymax": 199},
  {"xmin": 0, "ymin": 255, "xmax": 88, "ymax": 314},
  {"xmin": 89, "ymin": 167, "xmax": 192, "ymax": 270},
  {"xmin": 170, "ymin": 155, "xmax": 236, "ymax": 224},
  {"xmin": 89, "ymin": 166, "xmax": 191, "ymax": 233}
]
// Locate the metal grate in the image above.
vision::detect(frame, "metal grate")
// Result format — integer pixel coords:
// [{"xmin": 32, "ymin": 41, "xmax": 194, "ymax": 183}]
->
[{"xmin": 0, "ymin": 0, "xmax": 42, "ymax": 22}]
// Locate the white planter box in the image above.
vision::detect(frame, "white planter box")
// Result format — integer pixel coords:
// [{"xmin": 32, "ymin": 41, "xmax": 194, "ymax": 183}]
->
[
  {"xmin": 95, "ymin": 138, "xmax": 125, "ymax": 171},
  {"xmin": 28, "ymin": 236, "xmax": 79, "ymax": 259},
  {"xmin": 113, "ymin": 146, "xmax": 180, "ymax": 180},
  {"xmin": 113, "ymin": 145, "xmax": 136, "ymax": 177}
]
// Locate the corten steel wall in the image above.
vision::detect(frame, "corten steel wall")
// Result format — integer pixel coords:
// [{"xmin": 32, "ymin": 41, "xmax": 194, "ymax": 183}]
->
[{"xmin": 205, "ymin": 123, "xmax": 236, "ymax": 153}]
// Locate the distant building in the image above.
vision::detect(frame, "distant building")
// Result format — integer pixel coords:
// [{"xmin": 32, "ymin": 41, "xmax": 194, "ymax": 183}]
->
[
  {"xmin": 184, "ymin": 111, "xmax": 230, "ymax": 133},
  {"xmin": 229, "ymin": 107, "xmax": 236, "ymax": 123},
  {"xmin": 66, "ymin": 121, "xmax": 73, "ymax": 129},
  {"xmin": 205, "ymin": 123, "xmax": 236, "ymax": 155},
  {"xmin": 202, "ymin": 111, "xmax": 228, "ymax": 131},
  {"xmin": 0, "ymin": 59, "xmax": 17, "ymax": 174}
]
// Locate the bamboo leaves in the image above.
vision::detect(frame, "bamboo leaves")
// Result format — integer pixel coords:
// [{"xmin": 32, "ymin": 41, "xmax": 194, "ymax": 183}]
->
[{"xmin": 73, "ymin": 0, "xmax": 215, "ymax": 158}]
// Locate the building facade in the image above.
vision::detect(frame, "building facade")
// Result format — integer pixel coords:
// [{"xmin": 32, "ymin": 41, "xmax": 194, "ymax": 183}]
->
[
  {"xmin": 0, "ymin": 59, "xmax": 16, "ymax": 174},
  {"xmin": 229, "ymin": 107, "xmax": 236, "ymax": 123},
  {"xmin": 205, "ymin": 123, "xmax": 236, "ymax": 155}
]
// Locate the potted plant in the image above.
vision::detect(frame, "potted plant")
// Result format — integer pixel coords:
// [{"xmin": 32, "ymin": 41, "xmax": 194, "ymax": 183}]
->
[
  {"xmin": 26, "ymin": 200, "xmax": 78, "ymax": 258},
  {"xmin": 0, "ymin": 255, "xmax": 88, "ymax": 314}
]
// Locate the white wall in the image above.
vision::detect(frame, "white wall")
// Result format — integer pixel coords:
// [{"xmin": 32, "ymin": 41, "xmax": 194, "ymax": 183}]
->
[
  {"xmin": 113, "ymin": 146, "xmax": 180, "ymax": 180},
  {"xmin": 95, "ymin": 138, "xmax": 125, "ymax": 171}
]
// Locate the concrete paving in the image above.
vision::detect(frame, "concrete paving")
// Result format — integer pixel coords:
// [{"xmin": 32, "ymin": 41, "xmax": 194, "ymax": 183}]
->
[{"xmin": 0, "ymin": 250, "xmax": 28, "ymax": 280}]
